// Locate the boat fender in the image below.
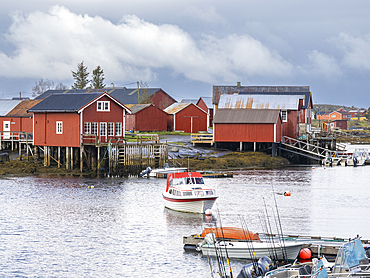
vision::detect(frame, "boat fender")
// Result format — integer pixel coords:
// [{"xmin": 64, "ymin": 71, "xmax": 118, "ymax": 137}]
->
[
  {"xmin": 299, "ymin": 248, "xmax": 312, "ymax": 261},
  {"xmin": 284, "ymin": 191, "xmax": 291, "ymax": 196}
]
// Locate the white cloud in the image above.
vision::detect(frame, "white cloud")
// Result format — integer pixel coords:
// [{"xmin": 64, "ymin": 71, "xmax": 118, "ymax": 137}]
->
[
  {"xmin": 333, "ymin": 32, "xmax": 370, "ymax": 71},
  {"xmin": 300, "ymin": 50, "xmax": 342, "ymax": 79},
  {"xmin": 0, "ymin": 5, "xmax": 293, "ymax": 84}
]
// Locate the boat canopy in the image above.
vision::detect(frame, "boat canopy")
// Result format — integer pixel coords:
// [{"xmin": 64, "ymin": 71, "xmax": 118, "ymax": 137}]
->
[
  {"xmin": 200, "ymin": 227, "xmax": 260, "ymax": 241},
  {"xmin": 166, "ymin": 172, "xmax": 203, "ymax": 192}
]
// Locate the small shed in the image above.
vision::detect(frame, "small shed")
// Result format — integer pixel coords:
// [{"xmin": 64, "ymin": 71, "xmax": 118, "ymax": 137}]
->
[
  {"xmin": 213, "ymin": 109, "xmax": 282, "ymax": 143},
  {"xmin": 196, "ymin": 97, "xmax": 213, "ymax": 127},
  {"xmin": 125, "ymin": 104, "xmax": 168, "ymax": 132},
  {"xmin": 330, "ymin": 120, "xmax": 347, "ymax": 130},
  {"xmin": 164, "ymin": 102, "xmax": 208, "ymax": 133}
]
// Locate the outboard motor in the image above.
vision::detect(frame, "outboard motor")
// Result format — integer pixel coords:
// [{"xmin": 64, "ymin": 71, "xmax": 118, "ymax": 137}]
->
[
  {"xmin": 237, "ymin": 256, "xmax": 272, "ymax": 278},
  {"xmin": 258, "ymin": 256, "xmax": 273, "ymax": 275},
  {"xmin": 139, "ymin": 166, "xmax": 152, "ymax": 177},
  {"xmin": 237, "ymin": 263, "xmax": 264, "ymax": 278}
]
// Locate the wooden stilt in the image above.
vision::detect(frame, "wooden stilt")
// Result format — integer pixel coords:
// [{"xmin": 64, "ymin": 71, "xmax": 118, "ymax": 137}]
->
[
  {"xmin": 66, "ymin": 146, "xmax": 69, "ymax": 170},
  {"xmin": 58, "ymin": 147, "xmax": 61, "ymax": 168},
  {"xmin": 71, "ymin": 147, "xmax": 73, "ymax": 170}
]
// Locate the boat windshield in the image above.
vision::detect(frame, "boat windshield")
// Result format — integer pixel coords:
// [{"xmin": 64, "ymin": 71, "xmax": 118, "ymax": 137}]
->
[{"xmin": 185, "ymin": 177, "xmax": 204, "ymax": 184}]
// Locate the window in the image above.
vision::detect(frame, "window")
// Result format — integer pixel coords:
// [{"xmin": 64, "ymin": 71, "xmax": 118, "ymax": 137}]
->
[
  {"xmin": 100, "ymin": 122, "xmax": 107, "ymax": 136},
  {"xmin": 115, "ymin": 122, "xmax": 122, "ymax": 136},
  {"xmin": 281, "ymin": 110, "xmax": 287, "ymax": 122},
  {"xmin": 92, "ymin": 122, "xmax": 98, "ymax": 135},
  {"xmin": 84, "ymin": 122, "xmax": 91, "ymax": 134},
  {"xmin": 108, "ymin": 122, "xmax": 114, "ymax": 136},
  {"xmin": 56, "ymin": 121, "xmax": 63, "ymax": 134},
  {"xmin": 97, "ymin": 101, "xmax": 110, "ymax": 111}
]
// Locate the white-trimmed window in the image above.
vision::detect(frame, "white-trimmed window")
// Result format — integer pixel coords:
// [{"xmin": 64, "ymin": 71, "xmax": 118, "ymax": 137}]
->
[
  {"xmin": 108, "ymin": 122, "xmax": 114, "ymax": 136},
  {"xmin": 281, "ymin": 110, "xmax": 287, "ymax": 122},
  {"xmin": 97, "ymin": 101, "xmax": 110, "ymax": 111},
  {"xmin": 116, "ymin": 122, "xmax": 122, "ymax": 136},
  {"xmin": 100, "ymin": 122, "xmax": 107, "ymax": 136},
  {"xmin": 56, "ymin": 121, "xmax": 63, "ymax": 134},
  {"xmin": 84, "ymin": 122, "xmax": 91, "ymax": 134},
  {"xmin": 92, "ymin": 122, "xmax": 98, "ymax": 135}
]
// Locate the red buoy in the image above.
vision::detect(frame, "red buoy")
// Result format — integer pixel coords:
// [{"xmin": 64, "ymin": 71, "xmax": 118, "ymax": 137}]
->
[
  {"xmin": 299, "ymin": 248, "xmax": 312, "ymax": 261},
  {"xmin": 284, "ymin": 191, "xmax": 291, "ymax": 196}
]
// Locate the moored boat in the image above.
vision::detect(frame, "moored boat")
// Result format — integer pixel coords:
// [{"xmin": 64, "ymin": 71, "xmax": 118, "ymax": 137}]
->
[
  {"xmin": 200, "ymin": 239, "xmax": 303, "ymax": 261},
  {"xmin": 162, "ymin": 172, "xmax": 218, "ymax": 213}
]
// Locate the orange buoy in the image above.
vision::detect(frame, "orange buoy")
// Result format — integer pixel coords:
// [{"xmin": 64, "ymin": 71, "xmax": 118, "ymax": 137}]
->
[
  {"xmin": 284, "ymin": 191, "xmax": 291, "ymax": 196},
  {"xmin": 299, "ymin": 248, "xmax": 312, "ymax": 260}
]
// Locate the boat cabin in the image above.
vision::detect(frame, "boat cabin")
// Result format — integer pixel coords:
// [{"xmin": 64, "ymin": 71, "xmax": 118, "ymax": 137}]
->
[{"xmin": 166, "ymin": 172, "xmax": 215, "ymax": 197}]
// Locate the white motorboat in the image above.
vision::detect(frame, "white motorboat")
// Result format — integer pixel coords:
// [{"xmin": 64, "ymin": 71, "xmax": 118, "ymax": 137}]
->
[
  {"xmin": 140, "ymin": 164, "xmax": 187, "ymax": 178},
  {"xmin": 162, "ymin": 172, "xmax": 218, "ymax": 213},
  {"xmin": 347, "ymin": 149, "xmax": 368, "ymax": 167},
  {"xmin": 200, "ymin": 239, "xmax": 303, "ymax": 261}
]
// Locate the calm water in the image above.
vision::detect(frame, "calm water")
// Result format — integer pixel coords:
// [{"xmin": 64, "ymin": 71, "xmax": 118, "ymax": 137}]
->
[{"xmin": 0, "ymin": 165, "xmax": 369, "ymax": 277}]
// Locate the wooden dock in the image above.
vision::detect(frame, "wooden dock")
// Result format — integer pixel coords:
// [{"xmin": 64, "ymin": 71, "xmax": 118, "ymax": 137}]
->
[{"xmin": 190, "ymin": 133, "xmax": 214, "ymax": 146}]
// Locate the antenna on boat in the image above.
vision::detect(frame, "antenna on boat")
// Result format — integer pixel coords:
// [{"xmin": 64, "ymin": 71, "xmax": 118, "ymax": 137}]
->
[
  {"xmin": 238, "ymin": 214, "xmax": 259, "ymax": 269},
  {"xmin": 270, "ymin": 184, "xmax": 288, "ymax": 263},
  {"xmin": 216, "ymin": 203, "xmax": 233, "ymax": 278},
  {"xmin": 262, "ymin": 197, "xmax": 279, "ymax": 266}
]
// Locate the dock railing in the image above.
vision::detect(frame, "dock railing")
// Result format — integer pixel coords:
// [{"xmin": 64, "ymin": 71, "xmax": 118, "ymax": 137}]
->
[
  {"xmin": 282, "ymin": 136, "xmax": 349, "ymax": 160},
  {"xmin": 190, "ymin": 133, "xmax": 213, "ymax": 146}
]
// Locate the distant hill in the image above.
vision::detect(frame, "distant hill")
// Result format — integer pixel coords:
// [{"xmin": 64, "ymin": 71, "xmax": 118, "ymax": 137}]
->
[{"xmin": 314, "ymin": 104, "xmax": 367, "ymax": 113}]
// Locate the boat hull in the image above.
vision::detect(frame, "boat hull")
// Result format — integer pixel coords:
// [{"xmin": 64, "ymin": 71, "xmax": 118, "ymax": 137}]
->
[
  {"xmin": 201, "ymin": 241, "xmax": 303, "ymax": 261},
  {"xmin": 162, "ymin": 194, "xmax": 217, "ymax": 213}
]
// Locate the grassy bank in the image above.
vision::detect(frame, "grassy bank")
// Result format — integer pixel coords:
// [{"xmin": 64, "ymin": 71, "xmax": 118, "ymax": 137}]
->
[{"xmin": 175, "ymin": 151, "xmax": 289, "ymax": 171}]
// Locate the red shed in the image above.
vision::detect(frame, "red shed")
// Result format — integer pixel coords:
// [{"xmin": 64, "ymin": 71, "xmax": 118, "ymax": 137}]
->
[
  {"xmin": 125, "ymin": 104, "xmax": 168, "ymax": 132},
  {"xmin": 196, "ymin": 97, "xmax": 213, "ymax": 127},
  {"xmin": 28, "ymin": 92, "xmax": 130, "ymax": 147},
  {"xmin": 164, "ymin": 102, "xmax": 208, "ymax": 133},
  {"xmin": 213, "ymin": 109, "xmax": 282, "ymax": 143}
]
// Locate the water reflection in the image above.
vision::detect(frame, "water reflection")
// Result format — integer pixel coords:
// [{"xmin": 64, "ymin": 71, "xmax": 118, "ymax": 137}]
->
[{"xmin": 0, "ymin": 166, "xmax": 369, "ymax": 277}]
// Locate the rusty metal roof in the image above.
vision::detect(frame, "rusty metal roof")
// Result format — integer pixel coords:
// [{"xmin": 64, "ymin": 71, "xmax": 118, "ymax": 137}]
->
[
  {"xmin": 164, "ymin": 102, "xmax": 192, "ymax": 114},
  {"xmin": 213, "ymin": 109, "xmax": 281, "ymax": 124},
  {"xmin": 6, "ymin": 99, "xmax": 43, "ymax": 117},
  {"xmin": 218, "ymin": 94, "xmax": 303, "ymax": 110}
]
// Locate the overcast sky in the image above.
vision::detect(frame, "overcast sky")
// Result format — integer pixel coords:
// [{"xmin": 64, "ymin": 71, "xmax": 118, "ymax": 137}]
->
[{"xmin": 0, "ymin": 1, "xmax": 370, "ymax": 107}]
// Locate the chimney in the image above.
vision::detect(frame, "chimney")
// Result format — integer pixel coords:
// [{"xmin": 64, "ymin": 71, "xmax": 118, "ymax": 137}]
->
[
  {"xmin": 237, "ymin": 82, "xmax": 241, "ymax": 88},
  {"xmin": 19, "ymin": 92, "xmax": 22, "ymax": 100},
  {"xmin": 111, "ymin": 83, "xmax": 114, "ymax": 87}
]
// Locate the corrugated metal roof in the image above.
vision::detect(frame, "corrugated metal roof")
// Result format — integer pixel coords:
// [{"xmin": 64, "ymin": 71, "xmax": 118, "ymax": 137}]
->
[
  {"xmin": 181, "ymin": 99, "xmax": 198, "ymax": 104},
  {"xmin": 127, "ymin": 104, "xmax": 151, "ymax": 114},
  {"xmin": 6, "ymin": 99, "xmax": 43, "ymax": 117},
  {"xmin": 213, "ymin": 109, "xmax": 281, "ymax": 124},
  {"xmin": 218, "ymin": 94, "xmax": 302, "ymax": 110},
  {"xmin": 29, "ymin": 93, "xmax": 101, "ymax": 112},
  {"xmin": 164, "ymin": 102, "xmax": 192, "ymax": 114},
  {"xmin": 0, "ymin": 100, "xmax": 23, "ymax": 116}
]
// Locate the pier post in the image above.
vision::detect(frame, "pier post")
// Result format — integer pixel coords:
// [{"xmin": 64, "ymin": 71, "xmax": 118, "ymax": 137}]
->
[
  {"xmin": 58, "ymin": 147, "xmax": 61, "ymax": 168},
  {"xmin": 66, "ymin": 146, "xmax": 69, "ymax": 170}
]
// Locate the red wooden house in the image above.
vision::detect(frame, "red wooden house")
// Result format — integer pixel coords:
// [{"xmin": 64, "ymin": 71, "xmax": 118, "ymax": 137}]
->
[
  {"xmin": 213, "ymin": 109, "xmax": 282, "ymax": 143},
  {"xmin": 216, "ymin": 93, "xmax": 301, "ymax": 139},
  {"xmin": 164, "ymin": 102, "xmax": 208, "ymax": 133},
  {"xmin": 28, "ymin": 92, "xmax": 130, "ymax": 147},
  {"xmin": 125, "ymin": 104, "xmax": 168, "ymax": 132}
]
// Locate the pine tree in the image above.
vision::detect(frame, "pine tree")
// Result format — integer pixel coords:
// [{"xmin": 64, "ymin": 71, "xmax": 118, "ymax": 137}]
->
[
  {"xmin": 91, "ymin": 66, "xmax": 105, "ymax": 89},
  {"xmin": 71, "ymin": 61, "xmax": 89, "ymax": 89}
]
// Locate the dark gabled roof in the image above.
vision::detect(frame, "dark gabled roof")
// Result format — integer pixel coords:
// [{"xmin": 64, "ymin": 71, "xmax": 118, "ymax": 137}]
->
[
  {"xmin": 34, "ymin": 89, "xmax": 89, "ymax": 100},
  {"xmin": 6, "ymin": 99, "xmax": 43, "ymax": 117},
  {"xmin": 213, "ymin": 109, "xmax": 281, "ymax": 124},
  {"xmin": 29, "ymin": 93, "xmax": 101, "ymax": 112},
  {"xmin": 35, "ymin": 87, "xmax": 177, "ymax": 105}
]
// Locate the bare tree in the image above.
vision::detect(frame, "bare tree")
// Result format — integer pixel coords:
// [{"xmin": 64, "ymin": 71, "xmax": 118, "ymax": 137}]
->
[
  {"xmin": 32, "ymin": 79, "xmax": 54, "ymax": 97},
  {"xmin": 137, "ymin": 81, "xmax": 152, "ymax": 104},
  {"xmin": 55, "ymin": 83, "xmax": 68, "ymax": 90}
]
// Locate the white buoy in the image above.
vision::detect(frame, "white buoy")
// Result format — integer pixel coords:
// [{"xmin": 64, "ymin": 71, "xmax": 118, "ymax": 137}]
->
[{"xmin": 205, "ymin": 209, "xmax": 212, "ymax": 216}]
